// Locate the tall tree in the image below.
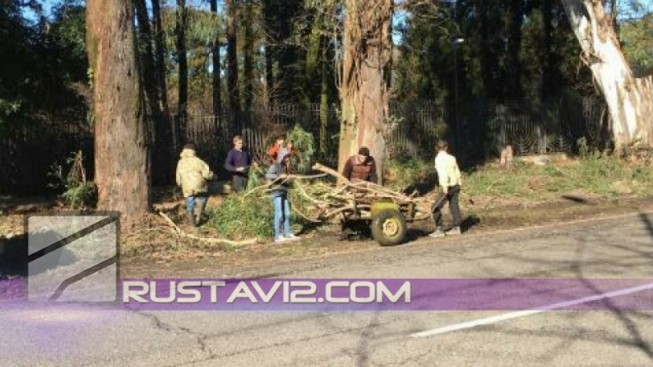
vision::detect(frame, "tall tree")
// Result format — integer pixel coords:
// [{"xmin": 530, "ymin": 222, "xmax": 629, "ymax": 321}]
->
[
  {"xmin": 210, "ymin": 0, "xmax": 222, "ymax": 117},
  {"xmin": 338, "ymin": 0, "xmax": 393, "ymax": 183},
  {"xmin": 506, "ymin": 0, "xmax": 524, "ymax": 99},
  {"xmin": 175, "ymin": 0, "xmax": 188, "ymax": 140},
  {"xmin": 152, "ymin": 0, "xmax": 170, "ymax": 115},
  {"xmin": 135, "ymin": 0, "xmax": 171, "ymax": 185},
  {"xmin": 226, "ymin": 0, "xmax": 240, "ymax": 125},
  {"xmin": 261, "ymin": 0, "xmax": 276, "ymax": 107},
  {"xmin": 86, "ymin": 0, "xmax": 150, "ymax": 225},
  {"xmin": 561, "ymin": 0, "xmax": 653, "ymax": 146},
  {"xmin": 242, "ymin": 1, "xmax": 255, "ymax": 113}
]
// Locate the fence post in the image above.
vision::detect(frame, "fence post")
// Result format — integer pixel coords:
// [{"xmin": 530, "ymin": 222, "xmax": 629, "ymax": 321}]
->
[{"xmin": 536, "ymin": 124, "xmax": 543, "ymax": 154}]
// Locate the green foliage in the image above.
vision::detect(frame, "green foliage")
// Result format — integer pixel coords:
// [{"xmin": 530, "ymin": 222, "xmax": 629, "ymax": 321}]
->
[
  {"xmin": 245, "ymin": 163, "xmax": 267, "ymax": 191},
  {"xmin": 61, "ymin": 182, "xmax": 97, "ymax": 209},
  {"xmin": 206, "ymin": 195, "xmax": 274, "ymax": 239},
  {"xmin": 48, "ymin": 151, "xmax": 97, "ymax": 209},
  {"xmin": 286, "ymin": 124, "xmax": 315, "ymax": 174},
  {"xmin": 0, "ymin": 0, "xmax": 88, "ymax": 130},
  {"xmin": 464, "ymin": 155, "xmax": 653, "ymax": 200},
  {"xmin": 620, "ymin": 14, "xmax": 653, "ymax": 75},
  {"xmin": 385, "ymin": 158, "xmax": 436, "ymax": 193},
  {"xmin": 577, "ymin": 137, "xmax": 592, "ymax": 158},
  {"xmin": 434, "ymin": 118, "xmax": 448, "ymax": 139}
]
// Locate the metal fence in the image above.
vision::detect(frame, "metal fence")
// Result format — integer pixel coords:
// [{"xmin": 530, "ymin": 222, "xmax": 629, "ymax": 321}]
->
[{"xmin": 0, "ymin": 96, "xmax": 607, "ymax": 196}]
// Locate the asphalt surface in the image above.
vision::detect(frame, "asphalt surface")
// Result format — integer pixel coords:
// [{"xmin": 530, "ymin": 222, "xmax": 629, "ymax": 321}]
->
[{"xmin": 2, "ymin": 210, "xmax": 653, "ymax": 366}]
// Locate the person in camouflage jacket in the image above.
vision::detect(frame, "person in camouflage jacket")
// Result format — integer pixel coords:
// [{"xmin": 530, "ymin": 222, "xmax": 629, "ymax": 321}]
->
[{"xmin": 176, "ymin": 144, "xmax": 215, "ymax": 227}]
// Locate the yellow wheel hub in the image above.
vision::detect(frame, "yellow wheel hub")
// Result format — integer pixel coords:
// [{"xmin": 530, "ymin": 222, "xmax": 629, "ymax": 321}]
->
[{"xmin": 382, "ymin": 218, "xmax": 400, "ymax": 237}]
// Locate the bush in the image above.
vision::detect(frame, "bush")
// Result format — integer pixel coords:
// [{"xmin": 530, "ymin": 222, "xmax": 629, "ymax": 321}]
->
[
  {"xmin": 385, "ymin": 157, "xmax": 436, "ymax": 193},
  {"xmin": 48, "ymin": 150, "xmax": 96, "ymax": 208},
  {"xmin": 286, "ymin": 124, "xmax": 315, "ymax": 174},
  {"xmin": 206, "ymin": 195, "xmax": 274, "ymax": 239}
]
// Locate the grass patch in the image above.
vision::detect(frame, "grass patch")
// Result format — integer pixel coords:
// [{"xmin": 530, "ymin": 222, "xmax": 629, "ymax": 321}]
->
[
  {"xmin": 386, "ymin": 154, "xmax": 653, "ymax": 201},
  {"xmin": 464, "ymin": 155, "xmax": 653, "ymax": 200}
]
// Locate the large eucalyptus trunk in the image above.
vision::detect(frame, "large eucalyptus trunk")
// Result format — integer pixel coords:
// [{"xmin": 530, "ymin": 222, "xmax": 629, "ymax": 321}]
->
[
  {"xmin": 338, "ymin": 0, "xmax": 393, "ymax": 184},
  {"xmin": 87, "ymin": 0, "xmax": 150, "ymax": 226},
  {"xmin": 561, "ymin": 0, "xmax": 653, "ymax": 147}
]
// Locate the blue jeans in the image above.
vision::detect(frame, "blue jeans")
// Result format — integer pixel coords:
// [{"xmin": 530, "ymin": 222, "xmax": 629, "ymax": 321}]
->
[
  {"xmin": 271, "ymin": 194, "xmax": 291, "ymax": 238},
  {"xmin": 185, "ymin": 194, "xmax": 208, "ymax": 215}
]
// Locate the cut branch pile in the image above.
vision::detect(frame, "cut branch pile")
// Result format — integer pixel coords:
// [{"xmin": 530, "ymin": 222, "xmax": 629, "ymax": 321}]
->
[
  {"xmin": 285, "ymin": 163, "xmax": 436, "ymax": 222},
  {"xmin": 233, "ymin": 162, "xmax": 437, "ymax": 223}
]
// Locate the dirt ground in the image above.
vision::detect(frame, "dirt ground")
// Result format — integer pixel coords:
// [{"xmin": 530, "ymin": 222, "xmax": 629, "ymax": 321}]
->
[{"xmin": 3, "ymin": 190, "xmax": 653, "ymax": 278}]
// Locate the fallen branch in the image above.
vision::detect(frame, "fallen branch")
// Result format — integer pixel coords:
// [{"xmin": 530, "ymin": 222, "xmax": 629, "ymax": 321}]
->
[
  {"xmin": 291, "ymin": 205, "xmax": 322, "ymax": 223},
  {"xmin": 243, "ymin": 173, "xmax": 329, "ymax": 198},
  {"xmin": 157, "ymin": 212, "xmax": 258, "ymax": 246}
]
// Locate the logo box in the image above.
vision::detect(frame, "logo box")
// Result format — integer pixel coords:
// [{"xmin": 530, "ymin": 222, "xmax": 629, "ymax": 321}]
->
[{"xmin": 27, "ymin": 213, "xmax": 119, "ymax": 303}]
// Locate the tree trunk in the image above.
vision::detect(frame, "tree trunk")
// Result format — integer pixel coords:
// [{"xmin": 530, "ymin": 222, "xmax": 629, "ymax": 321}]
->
[
  {"xmin": 152, "ymin": 0, "xmax": 170, "ymax": 115},
  {"xmin": 264, "ymin": 43, "xmax": 275, "ymax": 107},
  {"xmin": 319, "ymin": 41, "xmax": 329, "ymax": 156},
  {"xmin": 175, "ymin": 0, "xmax": 188, "ymax": 144},
  {"xmin": 243, "ymin": 2, "xmax": 254, "ymax": 113},
  {"xmin": 561, "ymin": 0, "xmax": 653, "ymax": 147},
  {"xmin": 210, "ymin": 0, "xmax": 222, "ymax": 118},
  {"xmin": 506, "ymin": 0, "xmax": 523, "ymax": 99},
  {"xmin": 226, "ymin": 0, "xmax": 240, "ymax": 128},
  {"xmin": 338, "ymin": 0, "xmax": 393, "ymax": 184},
  {"xmin": 87, "ymin": 0, "xmax": 150, "ymax": 226},
  {"xmin": 151, "ymin": 0, "xmax": 174, "ymax": 181},
  {"xmin": 261, "ymin": 0, "xmax": 276, "ymax": 107},
  {"xmin": 135, "ymin": 0, "xmax": 170, "ymax": 185},
  {"xmin": 541, "ymin": 0, "xmax": 559, "ymax": 98}
]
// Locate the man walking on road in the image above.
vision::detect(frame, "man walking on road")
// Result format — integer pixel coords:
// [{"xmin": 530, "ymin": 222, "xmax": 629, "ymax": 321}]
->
[{"xmin": 430, "ymin": 140, "xmax": 463, "ymax": 238}]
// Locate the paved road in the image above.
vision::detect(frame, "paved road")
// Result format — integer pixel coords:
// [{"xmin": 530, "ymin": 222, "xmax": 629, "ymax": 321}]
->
[{"xmin": 3, "ymin": 211, "xmax": 653, "ymax": 366}]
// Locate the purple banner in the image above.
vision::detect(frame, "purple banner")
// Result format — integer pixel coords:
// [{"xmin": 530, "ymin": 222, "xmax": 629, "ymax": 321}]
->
[
  {"xmin": 0, "ymin": 279, "xmax": 26, "ymax": 304},
  {"xmin": 4, "ymin": 278, "xmax": 653, "ymax": 311},
  {"xmin": 119, "ymin": 278, "xmax": 653, "ymax": 311}
]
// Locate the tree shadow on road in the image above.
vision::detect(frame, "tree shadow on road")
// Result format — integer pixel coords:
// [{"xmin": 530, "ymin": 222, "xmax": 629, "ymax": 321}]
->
[{"xmin": 478, "ymin": 212, "xmax": 653, "ymax": 363}]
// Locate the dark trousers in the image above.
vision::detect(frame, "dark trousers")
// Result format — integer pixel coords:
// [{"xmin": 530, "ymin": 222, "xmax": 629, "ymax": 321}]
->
[
  {"xmin": 232, "ymin": 175, "xmax": 247, "ymax": 193},
  {"xmin": 432, "ymin": 185, "xmax": 462, "ymax": 228}
]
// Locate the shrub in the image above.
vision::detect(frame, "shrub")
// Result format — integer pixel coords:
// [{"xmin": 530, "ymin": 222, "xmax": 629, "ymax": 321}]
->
[
  {"xmin": 48, "ymin": 150, "xmax": 97, "ymax": 209},
  {"xmin": 206, "ymin": 194, "xmax": 274, "ymax": 239},
  {"xmin": 286, "ymin": 124, "xmax": 315, "ymax": 174},
  {"xmin": 385, "ymin": 157, "xmax": 436, "ymax": 193}
]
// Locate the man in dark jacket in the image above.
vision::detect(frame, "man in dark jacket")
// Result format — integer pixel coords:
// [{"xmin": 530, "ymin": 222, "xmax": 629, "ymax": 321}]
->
[
  {"xmin": 342, "ymin": 147, "xmax": 378, "ymax": 183},
  {"xmin": 339, "ymin": 147, "xmax": 378, "ymax": 241},
  {"xmin": 224, "ymin": 135, "xmax": 251, "ymax": 193}
]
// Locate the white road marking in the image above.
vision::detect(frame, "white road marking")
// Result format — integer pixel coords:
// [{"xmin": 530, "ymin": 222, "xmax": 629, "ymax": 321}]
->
[{"xmin": 411, "ymin": 282, "xmax": 653, "ymax": 338}]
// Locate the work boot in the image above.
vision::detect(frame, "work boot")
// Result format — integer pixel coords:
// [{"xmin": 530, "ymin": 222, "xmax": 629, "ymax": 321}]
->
[
  {"xmin": 186, "ymin": 211, "xmax": 197, "ymax": 228},
  {"xmin": 447, "ymin": 226, "xmax": 462, "ymax": 235},
  {"xmin": 196, "ymin": 211, "xmax": 206, "ymax": 226},
  {"xmin": 429, "ymin": 227, "xmax": 446, "ymax": 238}
]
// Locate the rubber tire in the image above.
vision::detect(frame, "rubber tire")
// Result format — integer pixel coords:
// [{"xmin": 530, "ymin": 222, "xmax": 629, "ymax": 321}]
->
[{"xmin": 371, "ymin": 209, "xmax": 407, "ymax": 246}]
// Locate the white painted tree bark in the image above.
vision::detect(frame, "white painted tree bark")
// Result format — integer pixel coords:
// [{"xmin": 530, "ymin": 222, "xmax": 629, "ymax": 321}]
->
[{"xmin": 561, "ymin": 0, "xmax": 653, "ymax": 147}]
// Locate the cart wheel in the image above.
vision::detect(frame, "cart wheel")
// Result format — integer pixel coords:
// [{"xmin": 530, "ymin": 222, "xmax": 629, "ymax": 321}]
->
[{"xmin": 371, "ymin": 209, "xmax": 407, "ymax": 246}]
